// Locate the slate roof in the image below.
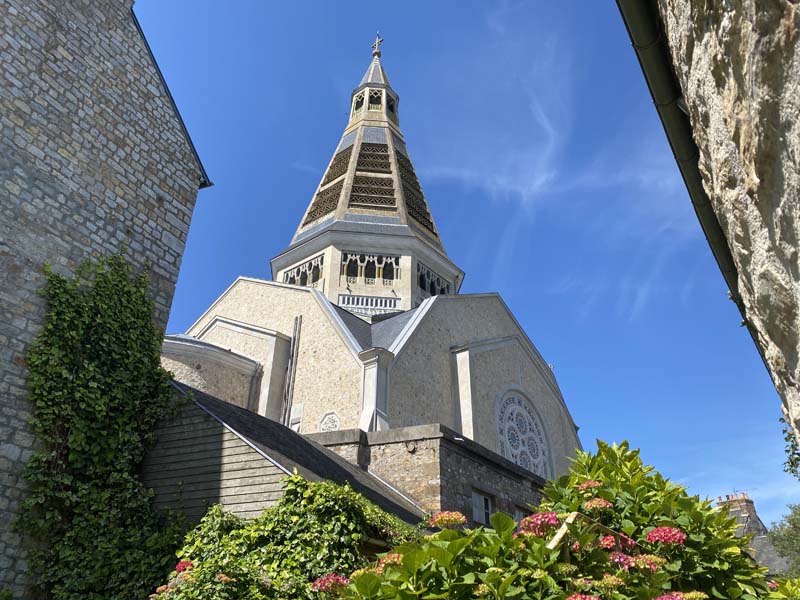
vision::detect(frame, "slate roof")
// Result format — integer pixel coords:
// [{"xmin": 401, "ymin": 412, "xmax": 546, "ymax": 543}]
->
[
  {"xmin": 359, "ymin": 56, "xmax": 390, "ymax": 87},
  {"xmin": 172, "ymin": 382, "xmax": 424, "ymax": 524},
  {"xmin": 331, "ymin": 304, "xmax": 420, "ymax": 350}
]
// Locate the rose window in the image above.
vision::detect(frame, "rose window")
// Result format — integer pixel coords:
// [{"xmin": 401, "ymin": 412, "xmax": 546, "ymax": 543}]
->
[
  {"xmin": 496, "ymin": 392, "xmax": 552, "ymax": 478},
  {"xmin": 319, "ymin": 412, "xmax": 340, "ymax": 432}
]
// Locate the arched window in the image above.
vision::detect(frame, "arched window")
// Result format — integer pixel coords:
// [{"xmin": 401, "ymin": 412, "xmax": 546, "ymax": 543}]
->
[
  {"xmin": 382, "ymin": 261, "xmax": 395, "ymax": 281},
  {"xmin": 495, "ymin": 391, "xmax": 553, "ymax": 479},
  {"xmin": 346, "ymin": 258, "xmax": 359, "ymax": 278},
  {"xmin": 353, "ymin": 92, "xmax": 364, "ymax": 115},
  {"xmin": 311, "ymin": 265, "xmax": 320, "ymax": 283},
  {"xmin": 364, "ymin": 260, "xmax": 376, "ymax": 280},
  {"xmin": 299, "ymin": 271, "xmax": 308, "ymax": 286},
  {"xmin": 286, "ymin": 275, "xmax": 296, "ymax": 285},
  {"xmin": 418, "ymin": 271, "xmax": 426, "ymax": 290},
  {"xmin": 387, "ymin": 96, "xmax": 395, "ymax": 114},
  {"xmin": 429, "ymin": 279, "xmax": 437, "ymax": 295}
]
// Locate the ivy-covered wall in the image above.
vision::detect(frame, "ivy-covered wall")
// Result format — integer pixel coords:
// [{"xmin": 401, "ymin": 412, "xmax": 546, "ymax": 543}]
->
[
  {"xmin": 0, "ymin": 1, "xmax": 206, "ymax": 594},
  {"xmin": 17, "ymin": 257, "xmax": 186, "ymax": 600}
]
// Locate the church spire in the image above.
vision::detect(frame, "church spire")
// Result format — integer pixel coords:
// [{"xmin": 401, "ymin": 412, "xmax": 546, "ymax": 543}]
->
[{"xmin": 271, "ymin": 38, "xmax": 464, "ymax": 318}]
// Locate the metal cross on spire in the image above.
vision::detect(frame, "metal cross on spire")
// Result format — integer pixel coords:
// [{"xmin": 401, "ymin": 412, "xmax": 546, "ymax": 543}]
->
[{"xmin": 372, "ymin": 32, "xmax": 383, "ymax": 57}]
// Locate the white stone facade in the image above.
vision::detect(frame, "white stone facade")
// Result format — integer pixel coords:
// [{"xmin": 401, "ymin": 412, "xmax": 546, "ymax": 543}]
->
[{"xmin": 164, "ymin": 279, "xmax": 580, "ymax": 480}]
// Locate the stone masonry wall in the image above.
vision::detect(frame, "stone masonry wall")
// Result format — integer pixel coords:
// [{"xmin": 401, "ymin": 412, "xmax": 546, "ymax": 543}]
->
[
  {"xmin": 0, "ymin": 1, "xmax": 204, "ymax": 594},
  {"xmin": 655, "ymin": 1, "xmax": 800, "ymax": 440},
  {"xmin": 313, "ymin": 424, "xmax": 544, "ymax": 522}
]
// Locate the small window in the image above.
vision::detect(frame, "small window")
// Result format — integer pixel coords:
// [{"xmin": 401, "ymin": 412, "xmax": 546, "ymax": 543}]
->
[
  {"xmin": 369, "ymin": 89, "xmax": 383, "ymax": 111},
  {"xmin": 364, "ymin": 261, "xmax": 376, "ymax": 280},
  {"xmin": 387, "ymin": 96, "xmax": 395, "ymax": 113},
  {"xmin": 346, "ymin": 259, "xmax": 359, "ymax": 278},
  {"xmin": 311, "ymin": 265, "xmax": 320, "ymax": 283},
  {"xmin": 472, "ymin": 489, "xmax": 494, "ymax": 525},
  {"xmin": 353, "ymin": 92, "xmax": 364, "ymax": 115},
  {"xmin": 514, "ymin": 506, "xmax": 532, "ymax": 523}
]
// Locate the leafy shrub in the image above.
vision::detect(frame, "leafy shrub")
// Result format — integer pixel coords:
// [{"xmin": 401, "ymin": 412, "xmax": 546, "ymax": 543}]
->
[
  {"xmin": 149, "ymin": 475, "xmax": 418, "ymax": 599},
  {"xmin": 17, "ymin": 257, "xmax": 184, "ymax": 600},
  {"xmin": 338, "ymin": 441, "xmax": 775, "ymax": 600},
  {"xmin": 769, "ymin": 503, "xmax": 800, "ymax": 577}
]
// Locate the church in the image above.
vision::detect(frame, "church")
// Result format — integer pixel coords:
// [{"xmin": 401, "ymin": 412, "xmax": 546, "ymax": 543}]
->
[{"xmin": 148, "ymin": 38, "xmax": 582, "ymax": 525}]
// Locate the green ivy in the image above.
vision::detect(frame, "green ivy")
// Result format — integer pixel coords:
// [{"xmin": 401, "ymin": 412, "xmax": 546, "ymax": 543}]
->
[
  {"xmin": 151, "ymin": 475, "xmax": 419, "ymax": 599},
  {"xmin": 17, "ymin": 256, "xmax": 184, "ymax": 600}
]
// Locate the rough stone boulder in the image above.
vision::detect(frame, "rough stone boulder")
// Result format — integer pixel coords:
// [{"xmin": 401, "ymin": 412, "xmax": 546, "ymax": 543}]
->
[{"xmin": 657, "ymin": 0, "xmax": 800, "ymax": 440}]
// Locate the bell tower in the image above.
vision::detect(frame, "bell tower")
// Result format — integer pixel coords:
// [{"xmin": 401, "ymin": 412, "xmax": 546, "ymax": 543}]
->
[{"xmin": 271, "ymin": 36, "xmax": 464, "ymax": 318}]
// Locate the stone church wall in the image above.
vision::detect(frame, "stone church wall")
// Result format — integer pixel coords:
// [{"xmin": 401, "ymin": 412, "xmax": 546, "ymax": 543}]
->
[
  {"xmin": 388, "ymin": 295, "xmax": 579, "ymax": 477},
  {"xmin": 0, "ymin": 1, "xmax": 205, "ymax": 593},
  {"xmin": 311, "ymin": 424, "xmax": 544, "ymax": 520},
  {"xmin": 186, "ymin": 279, "xmax": 362, "ymax": 432},
  {"xmin": 390, "ymin": 296, "xmax": 522, "ymax": 429},
  {"xmin": 161, "ymin": 356, "xmax": 255, "ymax": 410},
  {"xmin": 468, "ymin": 342, "xmax": 580, "ymax": 477},
  {"xmin": 654, "ymin": 1, "xmax": 800, "ymax": 440}
]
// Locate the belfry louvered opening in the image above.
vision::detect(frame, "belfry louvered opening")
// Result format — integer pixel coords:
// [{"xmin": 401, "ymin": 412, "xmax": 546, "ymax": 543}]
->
[
  {"xmin": 321, "ymin": 146, "xmax": 352, "ymax": 186},
  {"xmin": 303, "ymin": 180, "xmax": 343, "ymax": 225},
  {"xmin": 348, "ymin": 175, "xmax": 396, "ymax": 211},
  {"xmin": 357, "ymin": 142, "xmax": 391, "ymax": 173},
  {"xmin": 396, "ymin": 153, "xmax": 435, "ymax": 232}
]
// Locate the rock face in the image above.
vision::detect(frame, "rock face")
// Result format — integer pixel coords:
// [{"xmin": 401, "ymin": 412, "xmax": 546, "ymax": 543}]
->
[{"xmin": 656, "ymin": 0, "xmax": 800, "ymax": 441}]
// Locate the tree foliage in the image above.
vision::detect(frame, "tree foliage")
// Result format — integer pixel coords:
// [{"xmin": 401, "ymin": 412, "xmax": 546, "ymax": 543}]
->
[
  {"xmin": 769, "ymin": 504, "xmax": 800, "ymax": 578},
  {"xmin": 18, "ymin": 257, "xmax": 184, "ymax": 599},
  {"xmin": 150, "ymin": 475, "xmax": 418, "ymax": 599},
  {"xmin": 780, "ymin": 418, "xmax": 800, "ymax": 481},
  {"xmin": 335, "ymin": 441, "xmax": 777, "ymax": 600}
]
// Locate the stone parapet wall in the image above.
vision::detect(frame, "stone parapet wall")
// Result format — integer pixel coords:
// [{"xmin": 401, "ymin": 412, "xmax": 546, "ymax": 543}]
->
[
  {"xmin": 0, "ymin": 1, "xmax": 204, "ymax": 594},
  {"xmin": 310, "ymin": 424, "xmax": 544, "ymax": 521},
  {"xmin": 655, "ymin": 0, "xmax": 800, "ymax": 440}
]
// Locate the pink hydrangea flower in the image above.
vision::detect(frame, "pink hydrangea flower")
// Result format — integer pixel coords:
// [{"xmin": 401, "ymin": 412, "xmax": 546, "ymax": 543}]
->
[
  {"xmin": 174, "ymin": 560, "xmax": 193, "ymax": 573},
  {"xmin": 608, "ymin": 551, "xmax": 634, "ymax": 570},
  {"xmin": 768, "ymin": 581, "xmax": 779, "ymax": 590},
  {"xmin": 428, "ymin": 511, "xmax": 467, "ymax": 529},
  {"xmin": 566, "ymin": 594, "xmax": 601, "ymax": 600},
  {"xmin": 582, "ymin": 497, "xmax": 613, "ymax": 511},
  {"xmin": 519, "ymin": 511, "xmax": 560, "ymax": 536},
  {"xmin": 311, "ymin": 573, "xmax": 350, "ymax": 593},
  {"xmin": 577, "ymin": 479, "xmax": 602, "ymax": 491},
  {"xmin": 633, "ymin": 553, "xmax": 667, "ymax": 572},
  {"xmin": 646, "ymin": 526, "xmax": 687, "ymax": 545},
  {"xmin": 598, "ymin": 534, "xmax": 636, "ymax": 549}
]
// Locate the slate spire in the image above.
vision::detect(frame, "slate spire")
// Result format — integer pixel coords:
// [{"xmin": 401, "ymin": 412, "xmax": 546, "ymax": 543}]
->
[{"xmin": 290, "ymin": 38, "xmax": 442, "ymax": 249}]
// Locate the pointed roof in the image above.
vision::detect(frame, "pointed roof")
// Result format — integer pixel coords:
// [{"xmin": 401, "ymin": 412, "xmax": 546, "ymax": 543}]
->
[
  {"xmin": 359, "ymin": 58, "xmax": 391, "ymax": 86},
  {"xmin": 285, "ymin": 38, "xmax": 447, "ymax": 254}
]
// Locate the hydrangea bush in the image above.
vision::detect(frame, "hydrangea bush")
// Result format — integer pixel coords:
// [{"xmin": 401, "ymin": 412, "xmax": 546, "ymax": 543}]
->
[{"xmin": 333, "ymin": 441, "xmax": 786, "ymax": 600}]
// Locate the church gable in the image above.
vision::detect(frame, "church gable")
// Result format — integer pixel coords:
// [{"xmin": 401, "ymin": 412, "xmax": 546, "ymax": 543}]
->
[
  {"xmin": 183, "ymin": 277, "xmax": 364, "ymax": 433},
  {"xmin": 388, "ymin": 294, "xmax": 580, "ymax": 478}
]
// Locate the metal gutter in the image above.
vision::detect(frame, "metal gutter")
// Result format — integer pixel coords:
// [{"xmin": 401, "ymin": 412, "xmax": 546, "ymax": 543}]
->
[
  {"xmin": 130, "ymin": 7, "xmax": 213, "ymax": 189},
  {"xmin": 615, "ymin": 0, "xmax": 740, "ymax": 308}
]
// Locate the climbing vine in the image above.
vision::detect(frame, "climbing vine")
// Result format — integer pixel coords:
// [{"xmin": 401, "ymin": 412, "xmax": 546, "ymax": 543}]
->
[
  {"xmin": 18, "ymin": 256, "xmax": 184, "ymax": 600},
  {"xmin": 780, "ymin": 418, "xmax": 800, "ymax": 480}
]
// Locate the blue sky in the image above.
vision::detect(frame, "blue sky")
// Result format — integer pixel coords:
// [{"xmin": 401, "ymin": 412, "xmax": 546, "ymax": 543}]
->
[{"xmin": 135, "ymin": 1, "xmax": 799, "ymax": 525}]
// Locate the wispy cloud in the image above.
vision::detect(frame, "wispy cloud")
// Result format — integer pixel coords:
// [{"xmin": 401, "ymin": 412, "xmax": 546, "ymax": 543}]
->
[{"xmin": 414, "ymin": 2, "xmax": 701, "ymax": 320}]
